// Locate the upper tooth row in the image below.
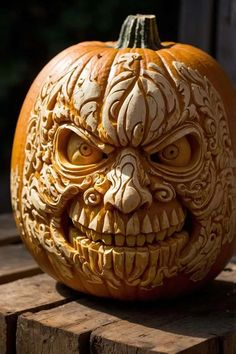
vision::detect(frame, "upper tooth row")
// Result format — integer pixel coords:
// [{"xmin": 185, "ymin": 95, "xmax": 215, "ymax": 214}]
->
[
  {"xmin": 70, "ymin": 204, "xmax": 185, "ymax": 236},
  {"xmin": 70, "ymin": 222, "xmax": 184, "ymax": 246}
]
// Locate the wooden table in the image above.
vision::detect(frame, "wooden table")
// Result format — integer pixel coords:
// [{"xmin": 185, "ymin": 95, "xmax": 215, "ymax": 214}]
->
[{"xmin": 1, "ymin": 213, "xmax": 236, "ymax": 354}]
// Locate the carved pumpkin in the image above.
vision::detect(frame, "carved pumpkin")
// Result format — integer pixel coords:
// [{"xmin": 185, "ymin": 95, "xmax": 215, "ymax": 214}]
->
[{"xmin": 11, "ymin": 15, "xmax": 236, "ymax": 300}]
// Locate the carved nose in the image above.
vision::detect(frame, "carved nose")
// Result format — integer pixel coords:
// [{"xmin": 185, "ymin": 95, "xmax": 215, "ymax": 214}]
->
[{"xmin": 104, "ymin": 149, "xmax": 152, "ymax": 214}]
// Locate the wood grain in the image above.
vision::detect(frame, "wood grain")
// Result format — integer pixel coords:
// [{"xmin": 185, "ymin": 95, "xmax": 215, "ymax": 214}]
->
[
  {"xmin": 0, "ymin": 274, "xmax": 78, "ymax": 354},
  {"xmin": 17, "ymin": 299, "xmax": 119, "ymax": 354},
  {"xmin": 14, "ymin": 264, "xmax": 236, "ymax": 354},
  {"xmin": 0, "ymin": 213, "xmax": 19, "ymax": 246},
  {"xmin": 0, "ymin": 243, "xmax": 42, "ymax": 284}
]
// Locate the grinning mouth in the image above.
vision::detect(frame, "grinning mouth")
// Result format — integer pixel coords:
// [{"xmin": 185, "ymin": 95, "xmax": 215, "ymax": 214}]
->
[
  {"xmin": 67, "ymin": 199, "xmax": 189, "ymax": 248},
  {"xmin": 63, "ymin": 200, "xmax": 192, "ymax": 287}
]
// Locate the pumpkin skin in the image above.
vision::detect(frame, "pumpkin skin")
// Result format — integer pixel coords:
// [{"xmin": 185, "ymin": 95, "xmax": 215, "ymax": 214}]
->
[{"xmin": 11, "ymin": 15, "xmax": 236, "ymax": 300}]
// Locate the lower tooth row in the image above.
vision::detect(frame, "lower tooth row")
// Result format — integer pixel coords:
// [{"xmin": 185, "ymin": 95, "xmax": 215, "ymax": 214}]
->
[{"xmin": 72, "ymin": 231, "xmax": 189, "ymax": 286}]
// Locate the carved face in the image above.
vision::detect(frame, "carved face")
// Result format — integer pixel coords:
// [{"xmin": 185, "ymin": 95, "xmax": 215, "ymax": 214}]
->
[{"xmin": 12, "ymin": 50, "xmax": 236, "ymax": 299}]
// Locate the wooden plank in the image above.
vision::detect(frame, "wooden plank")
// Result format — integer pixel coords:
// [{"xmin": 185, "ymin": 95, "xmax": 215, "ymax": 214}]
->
[
  {"xmin": 178, "ymin": 0, "xmax": 215, "ymax": 53},
  {"xmin": 216, "ymin": 0, "xmax": 236, "ymax": 86},
  {"xmin": 0, "ymin": 243, "xmax": 42, "ymax": 284},
  {"xmin": 15, "ymin": 264, "xmax": 236, "ymax": 354},
  {"xmin": 16, "ymin": 299, "xmax": 119, "ymax": 354},
  {"xmin": 0, "ymin": 213, "xmax": 19, "ymax": 246},
  {"xmin": 0, "ymin": 273, "xmax": 78, "ymax": 354},
  {"xmin": 90, "ymin": 265, "xmax": 236, "ymax": 354}
]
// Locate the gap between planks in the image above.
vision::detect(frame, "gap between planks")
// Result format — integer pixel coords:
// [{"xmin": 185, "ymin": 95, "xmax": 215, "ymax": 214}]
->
[{"xmin": 15, "ymin": 262, "xmax": 236, "ymax": 354}]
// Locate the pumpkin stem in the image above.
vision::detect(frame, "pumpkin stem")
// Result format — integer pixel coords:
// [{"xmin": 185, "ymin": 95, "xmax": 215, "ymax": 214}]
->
[{"xmin": 116, "ymin": 14, "xmax": 162, "ymax": 50}]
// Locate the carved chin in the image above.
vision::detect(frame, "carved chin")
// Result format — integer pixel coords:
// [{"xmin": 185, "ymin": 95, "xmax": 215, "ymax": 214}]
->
[{"xmin": 61, "ymin": 199, "xmax": 192, "ymax": 287}]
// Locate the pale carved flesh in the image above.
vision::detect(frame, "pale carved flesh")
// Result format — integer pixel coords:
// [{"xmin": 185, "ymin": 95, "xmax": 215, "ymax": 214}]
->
[{"xmin": 11, "ymin": 49, "xmax": 236, "ymax": 298}]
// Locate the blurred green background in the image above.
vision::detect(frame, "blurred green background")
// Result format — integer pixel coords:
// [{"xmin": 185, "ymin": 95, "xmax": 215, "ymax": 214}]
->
[{"xmin": 0, "ymin": 0, "xmax": 180, "ymax": 212}]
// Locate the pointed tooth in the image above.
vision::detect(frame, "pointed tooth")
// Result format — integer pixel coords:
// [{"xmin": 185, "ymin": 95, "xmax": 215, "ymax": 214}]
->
[
  {"xmin": 146, "ymin": 234, "xmax": 155, "ymax": 244},
  {"xmin": 159, "ymin": 241, "xmax": 169, "ymax": 267},
  {"xmin": 149, "ymin": 246, "xmax": 160, "ymax": 266},
  {"xmin": 124, "ymin": 247, "xmax": 136, "ymax": 276},
  {"xmin": 115, "ymin": 235, "xmax": 125, "ymax": 246},
  {"xmin": 73, "ymin": 236, "xmax": 86, "ymax": 253},
  {"xmin": 89, "ymin": 213, "xmax": 100, "ymax": 231},
  {"xmin": 141, "ymin": 215, "xmax": 153, "ymax": 233},
  {"xmin": 114, "ymin": 214, "xmax": 125, "ymax": 234},
  {"xmin": 86, "ymin": 230, "xmax": 93, "ymax": 240},
  {"xmin": 141, "ymin": 266, "xmax": 157, "ymax": 287},
  {"xmin": 113, "ymin": 248, "xmax": 124, "ymax": 279},
  {"xmin": 88, "ymin": 242, "xmax": 100, "ymax": 273},
  {"xmin": 102, "ymin": 211, "xmax": 113, "ymax": 234},
  {"xmin": 171, "ymin": 209, "xmax": 179, "ymax": 226},
  {"xmin": 141, "ymin": 246, "xmax": 160, "ymax": 286},
  {"xmin": 98, "ymin": 245, "xmax": 104, "ymax": 271},
  {"xmin": 128, "ymin": 248, "xmax": 149, "ymax": 282},
  {"xmin": 126, "ymin": 236, "xmax": 136, "ymax": 247},
  {"xmin": 103, "ymin": 246, "xmax": 113, "ymax": 270},
  {"xmin": 91, "ymin": 233, "xmax": 101, "ymax": 242},
  {"xmin": 101, "ymin": 234, "xmax": 112, "ymax": 246},
  {"xmin": 169, "ymin": 239, "xmax": 177, "ymax": 266},
  {"xmin": 137, "ymin": 235, "xmax": 146, "ymax": 247},
  {"xmin": 152, "ymin": 215, "xmax": 160, "ymax": 232},
  {"xmin": 160, "ymin": 210, "xmax": 170, "ymax": 230},
  {"xmin": 175, "ymin": 231, "xmax": 189, "ymax": 253},
  {"xmin": 126, "ymin": 213, "xmax": 140, "ymax": 235},
  {"xmin": 69, "ymin": 202, "xmax": 81, "ymax": 222},
  {"xmin": 167, "ymin": 226, "xmax": 176, "ymax": 237},
  {"xmin": 176, "ymin": 223, "xmax": 183, "ymax": 232},
  {"xmin": 79, "ymin": 208, "xmax": 88, "ymax": 227},
  {"xmin": 156, "ymin": 230, "xmax": 167, "ymax": 241},
  {"xmin": 80, "ymin": 239, "xmax": 91, "ymax": 261},
  {"xmin": 178, "ymin": 207, "xmax": 185, "ymax": 223}
]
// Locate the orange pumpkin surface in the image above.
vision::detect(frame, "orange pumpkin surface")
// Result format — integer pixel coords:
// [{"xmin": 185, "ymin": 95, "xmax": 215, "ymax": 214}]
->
[{"xmin": 11, "ymin": 15, "xmax": 236, "ymax": 300}]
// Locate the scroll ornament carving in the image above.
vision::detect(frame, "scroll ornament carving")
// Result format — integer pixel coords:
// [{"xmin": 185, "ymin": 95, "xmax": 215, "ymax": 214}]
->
[{"xmin": 11, "ymin": 52, "xmax": 236, "ymax": 297}]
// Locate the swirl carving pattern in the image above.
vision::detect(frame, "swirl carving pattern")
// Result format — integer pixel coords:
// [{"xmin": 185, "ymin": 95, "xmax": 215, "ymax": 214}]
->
[{"xmin": 11, "ymin": 52, "xmax": 236, "ymax": 295}]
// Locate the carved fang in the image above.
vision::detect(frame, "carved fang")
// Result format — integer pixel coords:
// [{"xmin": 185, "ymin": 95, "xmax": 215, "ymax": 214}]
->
[
  {"xmin": 126, "ymin": 212, "xmax": 140, "ymax": 235},
  {"xmin": 89, "ymin": 212, "xmax": 100, "ymax": 231},
  {"xmin": 141, "ymin": 215, "xmax": 153, "ymax": 233},
  {"xmin": 160, "ymin": 210, "xmax": 170, "ymax": 229},
  {"xmin": 79, "ymin": 208, "xmax": 88, "ymax": 227},
  {"xmin": 102, "ymin": 211, "xmax": 113, "ymax": 234},
  {"xmin": 170, "ymin": 209, "xmax": 179, "ymax": 226}
]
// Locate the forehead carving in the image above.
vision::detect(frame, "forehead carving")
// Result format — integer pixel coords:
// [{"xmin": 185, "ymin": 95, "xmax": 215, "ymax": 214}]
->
[
  {"xmin": 51, "ymin": 52, "xmax": 185, "ymax": 146},
  {"xmin": 11, "ymin": 47, "xmax": 236, "ymax": 300}
]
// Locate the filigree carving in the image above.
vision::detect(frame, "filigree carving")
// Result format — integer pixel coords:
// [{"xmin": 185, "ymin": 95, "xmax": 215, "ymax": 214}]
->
[{"xmin": 11, "ymin": 52, "xmax": 236, "ymax": 294}]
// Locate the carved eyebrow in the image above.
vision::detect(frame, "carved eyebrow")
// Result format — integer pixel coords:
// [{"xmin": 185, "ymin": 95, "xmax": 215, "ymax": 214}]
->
[
  {"xmin": 64, "ymin": 124, "xmax": 115, "ymax": 154},
  {"xmin": 143, "ymin": 125, "xmax": 198, "ymax": 153}
]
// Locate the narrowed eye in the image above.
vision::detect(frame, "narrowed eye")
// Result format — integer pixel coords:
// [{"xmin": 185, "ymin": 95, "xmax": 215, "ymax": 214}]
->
[
  {"xmin": 67, "ymin": 132, "xmax": 104, "ymax": 165},
  {"xmin": 150, "ymin": 136, "xmax": 191, "ymax": 167}
]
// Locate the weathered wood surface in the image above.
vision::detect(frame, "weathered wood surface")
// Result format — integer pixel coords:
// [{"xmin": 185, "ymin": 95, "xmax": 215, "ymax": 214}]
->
[
  {"xmin": 16, "ymin": 263, "xmax": 236, "ymax": 354},
  {"xmin": 0, "ymin": 243, "xmax": 42, "ymax": 284},
  {"xmin": 0, "ymin": 213, "xmax": 19, "ymax": 245},
  {"xmin": 1, "ymin": 213, "xmax": 236, "ymax": 353},
  {"xmin": 0, "ymin": 274, "xmax": 78, "ymax": 354}
]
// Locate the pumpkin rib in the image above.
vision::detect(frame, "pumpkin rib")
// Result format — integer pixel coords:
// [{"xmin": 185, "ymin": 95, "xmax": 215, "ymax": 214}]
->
[{"xmin": 11, "ymin": 15, "xmax": 236, "ymax": 300}]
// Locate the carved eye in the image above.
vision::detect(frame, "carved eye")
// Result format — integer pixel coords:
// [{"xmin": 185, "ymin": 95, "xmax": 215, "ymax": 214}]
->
[
  {"xmin": 67, "ymin": 133, "xmax": 104, "ymax": 165},
  {"xmin": 151, "ymin": 136, "xmax": 191, "ymax": 167}
]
